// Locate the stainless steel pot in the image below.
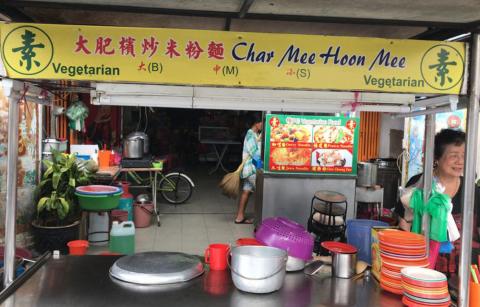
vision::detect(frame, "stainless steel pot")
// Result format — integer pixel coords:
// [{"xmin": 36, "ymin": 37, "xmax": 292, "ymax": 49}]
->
[
  {"xmin": 127, "ymin": 132, "xmax": 149, "ymax": 154},
  {"xmin": 230, "ymin": 246, "xmax": 287, "ymax": 294},
  {"xmin": 357, "ymin": 162, "xmax": 378, "ymax": 187},
  {"xmin": 331, "ymin": 252, "xmax": 357, "ymax": 279},
  {"xmin": 136, "ymin": 194, "xmax": 151, "ymax": 204},
  {"xmin": 123, "ymin": 138, "xmax": 144, "ymax": 159},
  {"xmin": 42, "ymin": 138, "xmax": 68, "ymax": 153}
]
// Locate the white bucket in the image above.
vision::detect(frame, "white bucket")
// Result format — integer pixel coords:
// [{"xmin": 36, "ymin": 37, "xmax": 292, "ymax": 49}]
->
[
  {"xmin": 230, "ymin": 246, "xmax": 287, "ymax": 294},
  {"xmin": 88, "ymin": 212, "xmax": 109, "ymax": 246}
]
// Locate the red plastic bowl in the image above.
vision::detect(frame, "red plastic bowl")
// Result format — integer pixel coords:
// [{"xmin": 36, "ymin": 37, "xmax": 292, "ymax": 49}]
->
[
  {"xmin": 321, "ymin": 241, "xmax": 357, "ymax": 254},
  {"xmin": 67, "ymin": 240, "xmax": 89, "ymax": 256},
  {"xmin": 236, "ymin": 238, "xmax": 264, "ymax": 246}
]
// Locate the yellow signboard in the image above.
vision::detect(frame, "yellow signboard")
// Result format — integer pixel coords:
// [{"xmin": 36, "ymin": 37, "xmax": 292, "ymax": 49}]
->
[{"xmin": 0, "ymin": 23, "xmax": 467, "ymax": 94}]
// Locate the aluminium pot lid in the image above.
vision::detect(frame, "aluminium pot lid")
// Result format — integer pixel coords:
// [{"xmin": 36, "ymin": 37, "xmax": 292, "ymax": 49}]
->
[{"xmin": 109, "ymin": 252, "xmax": 204, "ymax": 285}]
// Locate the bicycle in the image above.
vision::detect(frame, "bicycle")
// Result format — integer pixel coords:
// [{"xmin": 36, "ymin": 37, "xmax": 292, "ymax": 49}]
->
[{"xmin": 125, "ymin": 169, "xmax": 194, "ymax": 204}]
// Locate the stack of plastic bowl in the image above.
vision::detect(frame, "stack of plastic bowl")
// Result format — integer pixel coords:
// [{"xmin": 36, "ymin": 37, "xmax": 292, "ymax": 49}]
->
[
  {"xmin": 378, "ymin": 229, "xmax": 429, "ymax": 295},
  {"xmin": 75, "ymin": 185, "xmax": 122, "ymax": 211},
  {"xmin": 400, "ymin": 267, "xmax": 450, "ymax": 307},
  {"xmin": 255, "ymin": 217, "xmax": 314, "ymax": 271}
]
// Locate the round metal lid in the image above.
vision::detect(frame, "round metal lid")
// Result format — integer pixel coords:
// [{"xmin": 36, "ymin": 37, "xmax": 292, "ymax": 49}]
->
[{"xmin": 109, "ymin": 252, "xmax": 204, "ymax": 285}]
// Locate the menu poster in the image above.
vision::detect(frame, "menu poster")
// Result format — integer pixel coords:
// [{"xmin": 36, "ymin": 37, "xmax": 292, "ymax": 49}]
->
[{"xmin": 264, "ymin": 114, "xmax": 360, "ymax": 175}]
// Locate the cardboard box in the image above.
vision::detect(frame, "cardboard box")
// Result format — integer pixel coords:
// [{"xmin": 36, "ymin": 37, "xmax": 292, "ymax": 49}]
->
[{"xmin": 371, "ymin": 226, "xmax": 398, "ymax": 281}]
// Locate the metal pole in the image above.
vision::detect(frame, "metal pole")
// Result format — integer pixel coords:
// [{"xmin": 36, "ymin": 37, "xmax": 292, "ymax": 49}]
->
[
  {"xmin": 458, "ymin": 32, "xmax": 480, "ymax": 307},
  {"xmin": 422, "ymin": 113, "xmax": 435, "ymax": 256},
  {"xmin": 3, "ymin": 96, "xmax": 20, "ymax": 287},
  {"xmin": 37, "ymin": 104, "xmax": 44, "ymax": 184}
]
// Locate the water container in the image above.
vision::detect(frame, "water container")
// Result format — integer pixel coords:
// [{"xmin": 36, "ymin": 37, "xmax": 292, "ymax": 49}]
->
[
  {"xmin": 118, "ymin": 182, "xmax": 134, "ymax": 221},
  {"xmin": 109, "ymin": 221, "xmax": 135, "ymax": 255},
  {"xmin": 88, "ymin": 212, "xmax": 109, "ymax": 246},
  {"xmin": 346, "ymin": 219, "xmax": 388, "ymax": 264}
]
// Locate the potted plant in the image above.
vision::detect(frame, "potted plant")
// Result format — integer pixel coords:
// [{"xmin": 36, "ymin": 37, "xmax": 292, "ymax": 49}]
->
[{"xmin": 32, "ymin": 150, "xmax": 93, "ymax": 254}]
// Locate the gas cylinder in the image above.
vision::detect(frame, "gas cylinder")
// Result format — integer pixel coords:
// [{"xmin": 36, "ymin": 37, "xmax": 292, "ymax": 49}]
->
[{"xmin": 118, "ymin": 181, "xmax": 134, "ymax": 221}]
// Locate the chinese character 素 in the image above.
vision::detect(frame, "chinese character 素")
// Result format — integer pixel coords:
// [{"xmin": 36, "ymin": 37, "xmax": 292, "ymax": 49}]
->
[{"xmin": 11, "ymin": 30, "xmax": 45, "ymax": 71}]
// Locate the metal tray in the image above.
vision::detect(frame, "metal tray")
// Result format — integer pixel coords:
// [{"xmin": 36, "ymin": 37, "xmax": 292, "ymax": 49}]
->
[{"xmin": 109, "ymin": 252, "xmax": 204, "ymax": 285}]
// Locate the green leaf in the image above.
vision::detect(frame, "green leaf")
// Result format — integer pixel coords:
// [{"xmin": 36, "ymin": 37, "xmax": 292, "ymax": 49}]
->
[
  {"xmin": 42, "ymin": 159, "xmax": 53, "ymax": 169},
  {"xmin": 69, "ymin": 178, "xmax": 76, "ymax": 187},
  {"xmin": 46, "ymin": 198, "xmax": 52, "ymax": 211},
  {"xmin": 43, "ymin": 166, "xmax": 54, "ymax": 179},
  {"xmin": 52, "ymin": 172, "xmax": 61, "ymax": 190},
  {"xmin": 59, "ymin": 198, "xmax": 69, "ymax": 216},
  {"xmin": 57, "ymin": 197, "xmax": 70, "ymax": 220},
  {"xmin": 37, "ymin": 197, "xmax": 49, "ymax": 213}
]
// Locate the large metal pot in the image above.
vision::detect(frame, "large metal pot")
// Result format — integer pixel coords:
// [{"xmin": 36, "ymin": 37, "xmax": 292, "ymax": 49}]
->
[
  {"xmin": 357, "ymin": 162, "xmax": 378, "ymax": 187},
  {"xmin": 123, "ymin": 138, "xmax": 144, "ymax": 159},
  {"xmin": 331, "ymin": 252, "xmax": 357, "ymax": 279},
  {"xmin": 42, "ymin": 138, "xmax": 68, "ymax": 153},
  {"xmin": 230, "ymin": 246, "xmax": 287, "ymax": 294},
  {"xmin": 127, "ymin": 132, "xmax": 149, "ymax": 154}
]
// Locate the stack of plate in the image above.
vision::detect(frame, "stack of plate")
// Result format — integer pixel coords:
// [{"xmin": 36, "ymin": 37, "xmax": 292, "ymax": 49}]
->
[
  {"xmin": 400, "ymin": 267, "xmax": 450, "ymax": 307},
  {"xmin": 378, "ymin": 230, "xmax": 429, "ymax": 294}
]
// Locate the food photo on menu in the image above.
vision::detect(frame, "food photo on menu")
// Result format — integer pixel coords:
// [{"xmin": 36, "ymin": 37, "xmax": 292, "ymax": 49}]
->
[
  {"xmin": 311, "ymin": 149, "xmax": 353, "ymax": 168},
  {"xmin": 270, "ymin": 148, "xmax": 311, "ymax": 166},
  {"xmin": 313, "ymin": 125, "xmax": 353, "ymax": 144},
  {"xmin": 270, "ymin": 124, "xmax": 312, "ymax": 142}
]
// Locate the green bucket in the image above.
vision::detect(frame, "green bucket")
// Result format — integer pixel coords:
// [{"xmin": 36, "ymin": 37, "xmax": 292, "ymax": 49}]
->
[{"xmin": 75, "ymin": 191, "xmax": 122, "ymax": 211}]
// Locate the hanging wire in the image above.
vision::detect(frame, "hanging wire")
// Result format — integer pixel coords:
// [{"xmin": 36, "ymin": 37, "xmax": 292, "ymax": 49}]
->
[
  {"xmin": 135, "ymin": 106, "xmax": 142, "ymax": 132},
  {"xmin": 144, "ymin": 107, "xmax": 148, "ymax": 133}
]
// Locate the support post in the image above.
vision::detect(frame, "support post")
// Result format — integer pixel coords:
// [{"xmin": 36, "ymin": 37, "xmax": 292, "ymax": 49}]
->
[
  {"xmin": 458, "ymin": 32, "xmax": 480, "ymax": 307},
  {"xmin": 3, "ymin": 96, "xmax": 20, "ymax": 287},
  {"xmin": 422, "ymin": 113, "xmax": 435, "ymax": 255}
]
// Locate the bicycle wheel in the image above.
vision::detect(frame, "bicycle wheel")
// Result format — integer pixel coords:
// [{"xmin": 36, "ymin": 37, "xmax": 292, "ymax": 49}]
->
[{"xmin": 158, "ymin": 173, "xmax": 193, "ymax": 204}]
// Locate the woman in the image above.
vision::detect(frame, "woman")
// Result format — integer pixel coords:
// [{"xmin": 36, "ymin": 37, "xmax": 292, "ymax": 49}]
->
[
  {"xmin": 396, "ymin": 129, "xmax": 480, "ymax": 274},
  {"xmin": 234, "ymin": 114, "xmax": 263, "ymax": 224}
]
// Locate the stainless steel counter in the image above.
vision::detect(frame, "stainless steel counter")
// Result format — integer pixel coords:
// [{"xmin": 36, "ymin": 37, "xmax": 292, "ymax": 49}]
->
[
  {"xmin": 0, "ymin": 255, "xmax": 403, "ymax": 307},
  {"xmin": 255, "ymin": 170, "xmax": 357, "ymax": 227}
]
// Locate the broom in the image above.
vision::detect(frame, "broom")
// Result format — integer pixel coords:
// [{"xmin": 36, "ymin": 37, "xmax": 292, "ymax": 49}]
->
[{"xmin": 219, "ymin": 158, "xmax": 247, "ymax": 199}]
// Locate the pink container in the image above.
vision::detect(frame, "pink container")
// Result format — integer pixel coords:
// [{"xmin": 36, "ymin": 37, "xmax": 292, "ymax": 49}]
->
[
  {"xmin": 111, "ymin": 210, "xmax": 129, "ymax": 223},
  {"xmin": 133, "ymin": 202, "xmax": 153, "ymax": 228}
]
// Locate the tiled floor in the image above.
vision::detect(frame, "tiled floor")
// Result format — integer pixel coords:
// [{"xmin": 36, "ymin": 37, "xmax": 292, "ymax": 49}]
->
[{"xmin": 90, "ymin": 163, "xmax": 256, "ymax": 256}]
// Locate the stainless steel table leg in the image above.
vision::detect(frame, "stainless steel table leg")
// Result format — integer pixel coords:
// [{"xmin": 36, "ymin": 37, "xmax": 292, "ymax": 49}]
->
[
  {"xmin": 218, "ymin": 144, "xmax": 229, "ymax": 172},
  {"xmin": 153, "ymin": 171, "xmax": 161, "ymax": 226},
  {"xmin": 209, "ymin": 144, "xmax": 226, "ymax": 174}
]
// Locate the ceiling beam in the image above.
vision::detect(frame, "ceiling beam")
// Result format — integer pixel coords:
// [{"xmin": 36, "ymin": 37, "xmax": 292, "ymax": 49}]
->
[
  {"xmin": 6, "ymin": 0, "xmax": 476, "ymax": 29},
  {"xmin": 238, "ymin": 0, "xmax": 255, "ymax": 18},
  {"xmin": 0, "ymin": 4, "xmax": 34, "ymax": 22},
  {"xmin": 411, "ymin": 28, "xmax": 470, "ymax": 40}
]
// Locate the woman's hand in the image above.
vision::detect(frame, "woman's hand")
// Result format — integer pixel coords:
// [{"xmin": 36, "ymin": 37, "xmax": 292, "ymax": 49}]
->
[{"xmin": 398, "ymin": 217, "xmax": 412, "ymax": 232}]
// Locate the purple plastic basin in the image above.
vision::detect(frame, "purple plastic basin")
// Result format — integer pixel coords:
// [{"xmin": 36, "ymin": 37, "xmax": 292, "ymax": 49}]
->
[
  {"xmin": 75, "ymin": 185, "xmax": 122, "ymax": 196},
  {"xmin": 255, "ymin": 217, "xmax": 314, "ymax": 261}
]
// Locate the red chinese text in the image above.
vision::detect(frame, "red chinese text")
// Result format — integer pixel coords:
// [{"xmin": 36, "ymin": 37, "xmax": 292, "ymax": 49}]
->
[
  {"xmin": 119, "ymin": 36, "xmax": 136, "ymax": 57},
  {"xmin": 95, "ymin": 37, "xmax": 115, "ymax": 55},
  {"xmin": 207, "ymin": 41, "xmax": 224, "ymax": 59},
  {"xmin": 165, "ymin": 39, "xmax": 180, "ymax": 58},
  {"xmin": 185, "ymin": 40, "xmax": 203, "ymax": 59},
  {"xmin": 74, "ymin": 34, "xmax": 91, "ymax": 54},
  {"xmin": 142, "ymin": 37, "xmax": 159, "ymax": 58}
]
